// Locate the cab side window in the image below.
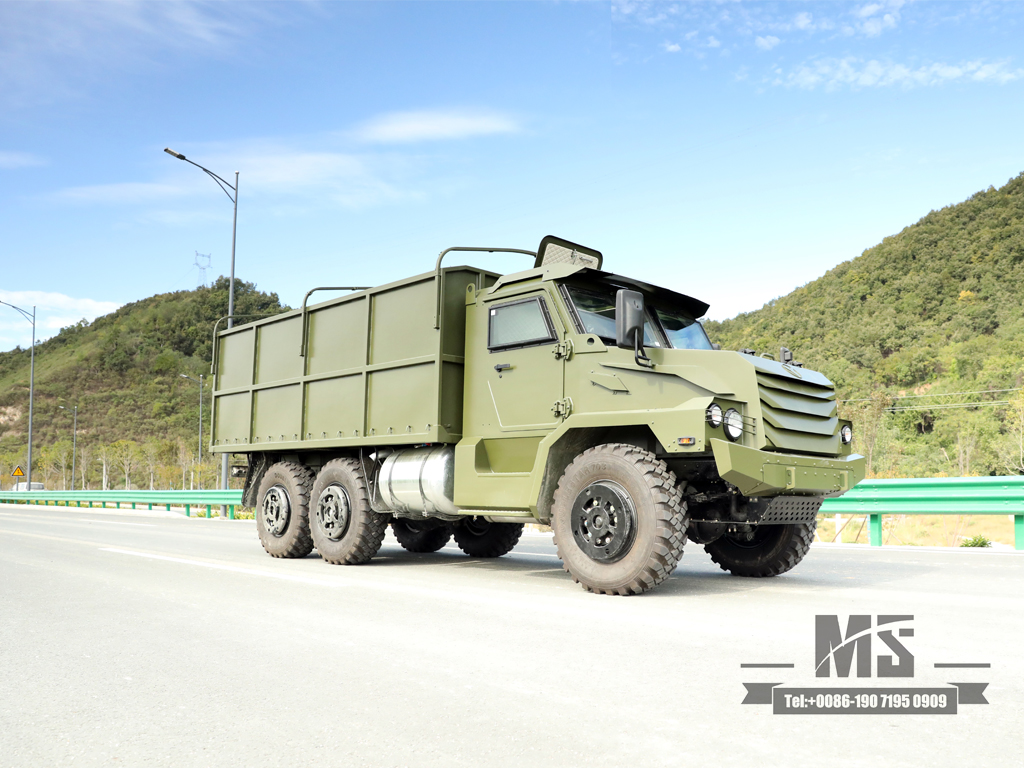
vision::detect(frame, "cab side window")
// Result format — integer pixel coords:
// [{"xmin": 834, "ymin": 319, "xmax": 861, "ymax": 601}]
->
[{"xmin": 488, "ymin": 296, "xmax": 556, "ymax": 351}]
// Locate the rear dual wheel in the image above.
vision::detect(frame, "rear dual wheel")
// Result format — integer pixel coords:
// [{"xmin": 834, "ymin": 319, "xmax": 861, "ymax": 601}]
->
[
  {"xmin": 256, "ymin": 462, "xmax": 315, "ymax": 558},
  {"xmin": 452, "ymin": 519, "xmax": 523, "ymax": 558},
  {"xmin": 310, "ymin": 459, "xmax": 391, "ymax": 565},
  {"xmin": 256, "ymin": 459, "xmax": 391, "ymax": 564},
  {"xmin": 392, "ymin": 519, "xmax": 452, "ymax": 553}
]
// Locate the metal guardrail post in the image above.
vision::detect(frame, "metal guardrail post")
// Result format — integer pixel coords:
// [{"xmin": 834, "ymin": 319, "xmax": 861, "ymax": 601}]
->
[
  {"xmin": 1016, "ymin": 515, "xmax": 1023, "ymax": 550},
  {"xmin": 869, "ymin": 514, "xmax": 883, "ymax": 546}
]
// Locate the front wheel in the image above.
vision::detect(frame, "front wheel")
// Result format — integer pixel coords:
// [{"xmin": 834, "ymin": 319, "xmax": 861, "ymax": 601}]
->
[
  {"xmin": 550, "ymin": 444, "xmax": 687, "ymax": 596},
  {"xmin": 703, "ymin": 520, "xmax": 815, "ymax": 577}
]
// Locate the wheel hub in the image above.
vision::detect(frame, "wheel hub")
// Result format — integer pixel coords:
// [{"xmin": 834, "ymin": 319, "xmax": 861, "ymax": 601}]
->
[
  {"xmin": 571, "ymin": 481, "xmax": 636, "ymax": 563},
  {"xmin": 262, "ymin": 485, "xmax": 290, "ymax": 537},
  {"xmin": 316, "ymin": 483, "xmax": 351, "ymax": 541}
]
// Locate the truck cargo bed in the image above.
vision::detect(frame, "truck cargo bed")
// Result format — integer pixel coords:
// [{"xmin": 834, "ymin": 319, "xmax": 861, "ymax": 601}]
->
[{"xmin": 210, "ymin": 267, "xmax": 497, "ymax": 454}]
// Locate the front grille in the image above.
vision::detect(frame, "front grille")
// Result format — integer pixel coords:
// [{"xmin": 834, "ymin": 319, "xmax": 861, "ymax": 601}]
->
[{"xmin": 756, "ymin": 368, "xmax": 839, "ymax": 455}]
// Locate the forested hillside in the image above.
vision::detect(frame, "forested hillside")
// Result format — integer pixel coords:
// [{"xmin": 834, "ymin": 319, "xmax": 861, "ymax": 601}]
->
[
  {"xmin": 4, "ymin": 172, "xmax": 1024, "ymax": 489},
  {"xmin": 0, "ymin": 278, "xmax": 286, "ymax": 490},
  {"xmin": 705, "ymin": 171, "xmax": 1024, "ymax": 478}
]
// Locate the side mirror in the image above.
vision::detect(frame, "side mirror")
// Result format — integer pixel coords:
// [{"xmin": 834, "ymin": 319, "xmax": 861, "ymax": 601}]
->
[{"xmin": 615, "ymin": 289, "xmax": 653, "ymax": 367}]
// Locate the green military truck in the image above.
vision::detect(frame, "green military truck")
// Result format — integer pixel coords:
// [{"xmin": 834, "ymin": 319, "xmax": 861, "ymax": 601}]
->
[{"xmin": 210, "ymin": 236, "xmax": 865, "ymax": 595}]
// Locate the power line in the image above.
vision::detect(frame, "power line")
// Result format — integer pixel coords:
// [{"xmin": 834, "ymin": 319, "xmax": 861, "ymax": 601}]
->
[
  {"xmin": 887, "ymin": 401, "xmax": 1013, "ymax": 412},
  {"xmin": 839, "ymin": 387, "xmax": 1024, "ymax": 405}
]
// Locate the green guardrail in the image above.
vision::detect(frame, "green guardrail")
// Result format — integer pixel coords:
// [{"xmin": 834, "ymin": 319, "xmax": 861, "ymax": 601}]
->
[
  {"xmin": 0, "ymin": 490, "xmax": 245, "ymax": 519},
  {"xmin": 4, "ymin": 479, "xmax": 1023, "ymax": 549},
  {"xmin": 820, "ymin": 476, "xmax": 1024, "ymax": 550}
]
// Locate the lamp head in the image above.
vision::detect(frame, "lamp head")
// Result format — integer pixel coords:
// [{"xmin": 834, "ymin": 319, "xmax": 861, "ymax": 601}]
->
[{"xmin": 164, "ymin": 148, "xmax": 186, "ymax": 160}]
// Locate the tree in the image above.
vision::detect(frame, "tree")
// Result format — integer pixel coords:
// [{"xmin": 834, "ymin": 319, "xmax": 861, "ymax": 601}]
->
[
  {"xmin": 935, "ymin": 410, "xmax": 998, "ymax": 477},
  {"xmin": 841, "ymin": 391, "xmax": 893, "ymax": 477},
  {"xmin": 76, "ymin": 442, "xmax": 93, "ymax": 490},
  {"xmin": 176, "ymin": 438, "xmax": 192, "ymax": 490},
  {"xmin": 48, "ymin": 440, "xmax": 73, "ymax": 490},
  {"xmin": 996, "ymin": 389, "xmax": 1024, "ymax": 475},
  {"xmin": 111, "ymin": 440, "xmax": 140, "ymax": 490},
  {"xmin": 141, "ymin": 441, "xmax": 161, "ymax": 490},
  {"xmin": 97, "ymin": 443, "xmax": 114, "ymax": 491}
]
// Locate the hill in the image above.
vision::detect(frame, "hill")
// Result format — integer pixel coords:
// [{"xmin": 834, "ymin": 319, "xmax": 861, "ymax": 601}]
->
[
  {"xmin": 0, "ymin": 278, "xmax": 287, "ymax": 489},
  {"xmin": 5, "ymin": 173, "xmax": 1024, "ymax": 488},
  {"xmin": 704, "ymin": 171, "xmax": 1024, "ymax": 478}
]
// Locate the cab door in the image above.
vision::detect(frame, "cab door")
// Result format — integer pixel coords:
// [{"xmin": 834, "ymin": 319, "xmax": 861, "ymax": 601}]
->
[{"xmin": 485, "ymin": 293, "xmax": 565, "ymax": 432}]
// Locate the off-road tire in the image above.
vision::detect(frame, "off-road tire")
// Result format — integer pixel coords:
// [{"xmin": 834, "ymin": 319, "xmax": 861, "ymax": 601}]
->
[
  {"xmin": 310, "ymin": 458, "xmax": 390, "ymax": 565},
  {"xmin": 551, "ymin": 443, "xmax": 687, "ymax": 596},
  {"xmin": 392, "ymin": 519, "xmax": 452, "ymax": 553},
  {"xmin": 256, "ymin": 462, "xmax": 315, "ymax": 558},
  {"xmin": 452, "ymin": 519, "xmax": 523, "ymax": 558},
  {"xmin": 704, "ymin": 519, "xmax": 815, "ymax": 577}
]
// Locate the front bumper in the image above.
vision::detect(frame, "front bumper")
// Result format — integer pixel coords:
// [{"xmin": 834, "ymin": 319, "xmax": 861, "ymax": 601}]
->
[{"xmin": 709, "ymin": 439, "xmax": 866, "ymax": 497}]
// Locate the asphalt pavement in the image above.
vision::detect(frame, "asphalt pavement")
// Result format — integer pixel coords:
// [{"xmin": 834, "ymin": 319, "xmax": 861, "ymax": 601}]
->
[{"xmin": 1, "ymin": 503, "xmax": 1021, "ymax": 768}]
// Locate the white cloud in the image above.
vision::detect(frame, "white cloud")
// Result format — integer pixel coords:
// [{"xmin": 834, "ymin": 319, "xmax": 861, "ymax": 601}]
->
[
  {"xmin": 707, "ymin": 36, "xmax": 721, "ymax": 48},
  {"xmin": 852, "ymin": 0, "xmax": 903, "ymax": 36},
  {"xmin": 0, "ymin": 1, "xmax": 287, "ymax": 109},
  {"xmin": 53, "ymin": 145, "xmax": 414, "ymax": 212},
  {"xmin": 755, "ymin": 36, "xmax": 781, "ymax": 51},
  {"xmin": 352, "ymin": 109, "xmax": 521, "ymax": 144},
  {"xmin": 662, "ymin": 42, "xmax": 681, "ymax": 53},
  {"xmin": 794, "ymin": 12, "xmax": 815, "ymax": 30},
  {"xmin": 776, "ymin": 57, "xmax": 1024, "ymax": 90},
  {"xmin": 856, "ymin": 3, "xmax": 886, "ymax": 18},
  {"xmin": 0, "ymin": 151, "xmax": 46, "ymax": 169},
  {"xmin": 0, "ymin": 289, "xmax": 121, "ymax": 351},
  {"xmin": 54, "ymin": 182, "xmax": 189, "ymax": 204}
]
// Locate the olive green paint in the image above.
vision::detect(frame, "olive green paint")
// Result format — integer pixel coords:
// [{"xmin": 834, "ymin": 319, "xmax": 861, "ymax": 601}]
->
[{"xmin": 211, "ymin": 257, "xmax": 866, "ymax": 520}]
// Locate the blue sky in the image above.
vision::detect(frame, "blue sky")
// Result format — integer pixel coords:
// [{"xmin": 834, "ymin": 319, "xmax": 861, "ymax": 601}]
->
[{"xmin": 2, "ymin": 0, "xmax": 1023, "ymax": 352}]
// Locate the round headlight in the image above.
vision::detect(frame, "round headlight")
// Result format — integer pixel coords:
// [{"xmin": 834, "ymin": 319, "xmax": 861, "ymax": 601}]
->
[
  {"xmin": 724, "ymin": 409, "xmax": 743, "ymax": 441},
  {"xmin": 841, "ymin": 424, "xmax": 853, "ymax": 445},
  {"xmin": 706, "ymin": 403, "xmax": 723, "ymax": 428}
]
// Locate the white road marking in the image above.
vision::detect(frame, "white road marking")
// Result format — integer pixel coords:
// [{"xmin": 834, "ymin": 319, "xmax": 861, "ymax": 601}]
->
[
  {"xmin": 0, "ymin": 512, "xmax": 153, "ymax": 527},
  {"xmin": 438, "ymin": 543, "xmax": 560, "ymax": 559},
  {"xmin": 100, "ymin": 547, "xmax": 350, "ymax": 587},
  {"xmin": 85, "ymin": 520, "xmax": 155, "ymax": 527}
]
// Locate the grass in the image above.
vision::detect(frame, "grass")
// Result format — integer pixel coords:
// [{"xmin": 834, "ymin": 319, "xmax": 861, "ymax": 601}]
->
[{"xmin": 817, "ymin": 513, "xmax": 1018, "ymax": 547}]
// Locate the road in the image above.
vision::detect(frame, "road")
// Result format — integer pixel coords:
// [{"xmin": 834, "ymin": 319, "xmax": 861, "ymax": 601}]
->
[{"xmin": 1, "ymin": 504, "xmax": 1022, "ymax": 768}]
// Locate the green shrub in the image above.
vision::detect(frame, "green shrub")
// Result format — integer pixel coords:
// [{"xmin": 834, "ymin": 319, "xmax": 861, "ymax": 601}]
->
[{"xmin": 960, "ymin": 535, "xmax": 992, "ymax": 548}]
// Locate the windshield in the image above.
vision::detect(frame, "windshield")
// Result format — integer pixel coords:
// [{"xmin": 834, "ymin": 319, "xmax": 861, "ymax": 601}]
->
[
  {"xmin": 565, "ymin": 286, "xmax": 661, "ymax": 347},
  {"xmin": 564, "ymin": 284, "xmax": 712, "ymax": 350},
  {"xmin": 655, "ymin": 308, "xmax": 713, "ymax": 350}
]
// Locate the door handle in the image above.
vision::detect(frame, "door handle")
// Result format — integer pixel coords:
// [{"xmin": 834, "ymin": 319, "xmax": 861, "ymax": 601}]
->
[{"xmin": 494, "ymin": 363, "xmax": 512, "ymax": 377}]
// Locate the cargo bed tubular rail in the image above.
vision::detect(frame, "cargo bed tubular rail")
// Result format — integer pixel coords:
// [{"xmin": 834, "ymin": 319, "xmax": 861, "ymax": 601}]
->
[
  {"xmin": 0, "ymin": 490, "xmax": 245, "ymax": 519},
  {"xmin": 820, "ymin": 476, "xmax": 1024, "ymax": 550}
]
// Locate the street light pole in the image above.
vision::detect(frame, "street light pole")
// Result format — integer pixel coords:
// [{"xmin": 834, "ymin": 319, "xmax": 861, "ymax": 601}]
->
[
  {"xmin": 224, "ymin": 172, "xmax": 238, "ymax": 501},
  {"xmin": 58, "ymin": 405, "xmax": 78, "ymax": 491},
  {"xmin": 180, "ymin": 374, "xmax": 204, "ymax": 488},
  {"xmin": 165, "ymin": 148, "xmax": 238, "ymax": 513},
  {"xmin": 1, "ymin": 301, "xmax": 36, "ymax": 489}
]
